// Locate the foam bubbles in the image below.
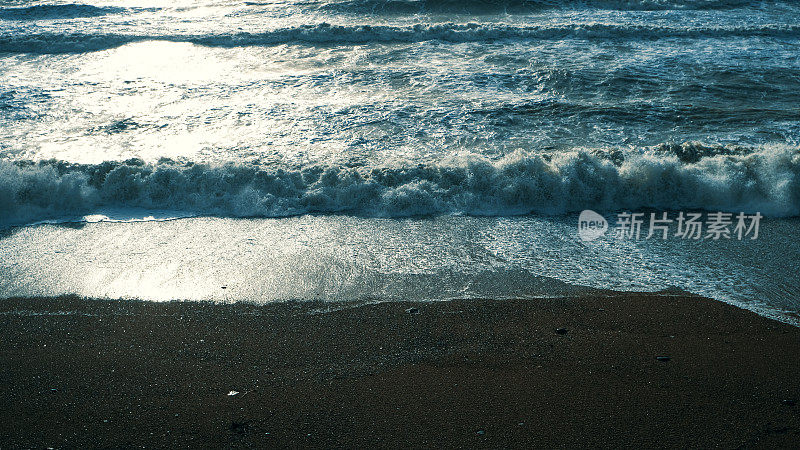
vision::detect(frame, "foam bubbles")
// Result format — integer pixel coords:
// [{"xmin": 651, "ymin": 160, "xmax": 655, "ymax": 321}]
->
[{"xmin": 1, "ymin": 143, "xmax": 798, "ymax": 225}]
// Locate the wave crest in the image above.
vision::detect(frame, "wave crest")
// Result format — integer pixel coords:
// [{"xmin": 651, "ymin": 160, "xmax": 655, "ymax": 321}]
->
[
  {"xmin": 1, "ymin": 144, "xmax": 798, "ymax": 225},
  {"xmin": 3, "ymin": 22, "xmax": 800, "ymax": 53}
]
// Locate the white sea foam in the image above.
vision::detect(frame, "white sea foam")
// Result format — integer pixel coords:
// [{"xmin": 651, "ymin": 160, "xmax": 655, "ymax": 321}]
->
[{"xmin": 2, "ymin": 143, "xmax": 798, "ymax": 225}]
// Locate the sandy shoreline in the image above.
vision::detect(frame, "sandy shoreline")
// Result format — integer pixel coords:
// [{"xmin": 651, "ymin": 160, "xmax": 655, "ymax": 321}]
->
[{"xmin": 1, "ymin": 292, "xmax": 799, "ymax": 448}]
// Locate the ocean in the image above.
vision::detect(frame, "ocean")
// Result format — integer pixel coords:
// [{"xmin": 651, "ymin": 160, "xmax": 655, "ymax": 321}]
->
[{"xmin": 0, "ymin": 0, "xmax": 798, "ymax": 322}]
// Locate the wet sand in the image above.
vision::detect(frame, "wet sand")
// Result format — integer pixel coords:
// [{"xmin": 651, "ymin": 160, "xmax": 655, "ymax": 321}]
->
[{"xmin": 1, "ymin": 292, "xmax": 799, "ymax": 448}]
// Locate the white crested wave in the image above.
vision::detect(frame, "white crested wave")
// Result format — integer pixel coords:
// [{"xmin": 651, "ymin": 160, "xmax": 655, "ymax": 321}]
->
[
  {"xmin": 1, "ymin": 143, "xmax": 798, "ymax": 225},
  {"xmin": 2, "ymin": 22, "xmax": 800, "ymax": 53}
]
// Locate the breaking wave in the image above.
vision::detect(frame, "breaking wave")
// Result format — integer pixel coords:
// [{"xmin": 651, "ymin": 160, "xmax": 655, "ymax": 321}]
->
[
  {"xmin": 2, "ymin": 22, "xmax": 800, "ymax": 53},
  {"xmin": 1, "ymin": 143, "xmax": 798, "ymax": 225}
]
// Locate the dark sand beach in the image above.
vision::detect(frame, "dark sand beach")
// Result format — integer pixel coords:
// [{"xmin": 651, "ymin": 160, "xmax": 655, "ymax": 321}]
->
[{"xmin": 1, "ymin": 292, "xmax": 799, "ymax": 448}]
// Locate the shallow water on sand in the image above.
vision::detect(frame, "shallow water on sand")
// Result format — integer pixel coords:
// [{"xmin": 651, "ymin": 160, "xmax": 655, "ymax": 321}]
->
[{"xmin": 1, "ymin": 215, "xmax": 798, "ymax": 324}]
